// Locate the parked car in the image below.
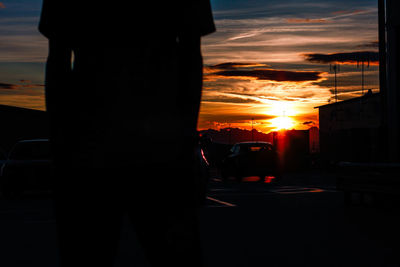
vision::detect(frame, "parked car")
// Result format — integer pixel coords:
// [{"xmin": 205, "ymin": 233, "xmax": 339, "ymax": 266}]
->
[
  {"xmin": 0, "ymin": 139, "xmax": 54, "ymax": 198},
  {"xmin": 195, "ymin": 144, "xmax": 211, "ymax": 204},
  {"xmin": 220, "ymin": 141, "xmax": 280, "ymax": 182}
]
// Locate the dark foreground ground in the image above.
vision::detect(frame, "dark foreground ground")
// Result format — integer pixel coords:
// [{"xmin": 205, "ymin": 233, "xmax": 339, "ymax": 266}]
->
[{"xmin": 0, "ymin": 170, "xmax": 400, "ymax": 267}]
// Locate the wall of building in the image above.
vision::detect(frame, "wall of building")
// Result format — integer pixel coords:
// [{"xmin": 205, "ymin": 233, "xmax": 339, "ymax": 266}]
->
[{"xmin": 318, "ymin": 93, "xmax": 382, "ymax": 163}]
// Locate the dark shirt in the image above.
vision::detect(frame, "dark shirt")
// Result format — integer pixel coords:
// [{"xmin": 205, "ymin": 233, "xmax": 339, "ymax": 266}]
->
[
  {"xmin": 38, "ymin": 1, "xmax": 215, "ymax": 168},
  {"xmin": 39, "ymin": 1, "xmax": 216, "ymax": 44}
]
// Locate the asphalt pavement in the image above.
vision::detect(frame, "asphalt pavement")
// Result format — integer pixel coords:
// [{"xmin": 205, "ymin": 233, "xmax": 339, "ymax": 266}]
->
[
  {"xmin": 201, "ymin": 170, "xmax": 400, "ymax": 267},
  {"xmin": 0, "ymin": 170, "xmax": 400, "ymax": 266}
]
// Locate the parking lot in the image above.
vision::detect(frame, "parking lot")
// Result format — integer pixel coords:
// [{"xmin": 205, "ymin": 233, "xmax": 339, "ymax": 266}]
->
[{"xmin": 0, "ymin": 170, "xmax": 400, "ymax": 267}]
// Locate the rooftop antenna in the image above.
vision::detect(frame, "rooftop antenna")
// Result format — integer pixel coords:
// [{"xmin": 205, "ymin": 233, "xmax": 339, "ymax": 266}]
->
[
  {"xmin": 330, "ymin": 63, "xmax": 341, "ymax": 102},
  {"xmin": 357, "ymin": 55, "xmax": 371, "ymax": 96}
]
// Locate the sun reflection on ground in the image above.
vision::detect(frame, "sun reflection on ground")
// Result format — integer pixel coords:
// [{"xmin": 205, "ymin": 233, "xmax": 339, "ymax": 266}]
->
[{"xmin": 241, "ymin": 176, "xmax": 276, "ymax": 183}]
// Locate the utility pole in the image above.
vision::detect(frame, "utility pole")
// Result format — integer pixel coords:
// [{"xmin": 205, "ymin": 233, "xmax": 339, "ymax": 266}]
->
[
  {"xmin": 330, "ymin": 64, "xmax": 340, "ymax": 102},
  {"xmin": 384, "ymin": 0, "xmax": 400, "ymax": 161},
  {"xmin": 361, "ymin": 61, "xmax": 365, "ymax": 95},
  {"xmin": 378, "ymin": 0, "xmax": 388, "ymax": 161},
  {"xmin": 357, "ymin": 59, "xmax": 370, "ymax": 96}
]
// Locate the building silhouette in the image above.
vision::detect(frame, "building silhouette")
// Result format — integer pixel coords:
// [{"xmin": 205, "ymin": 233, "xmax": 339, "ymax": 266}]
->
[{"xmin": 316, "ymin": 91, "xmax": 381, "ymax": 164}]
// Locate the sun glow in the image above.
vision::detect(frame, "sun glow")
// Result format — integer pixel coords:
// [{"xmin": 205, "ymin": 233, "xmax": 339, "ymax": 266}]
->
[
  {"xmin": 269, "ymin": 116, "xmax": 295, "ymax": 131},
  {"xmin": 263, "ymin": 101, "xmax": 297, "ymax": 130},
  {"xmin": 268, "ymin": 101, "xmax": 298, "ymax": 117}
]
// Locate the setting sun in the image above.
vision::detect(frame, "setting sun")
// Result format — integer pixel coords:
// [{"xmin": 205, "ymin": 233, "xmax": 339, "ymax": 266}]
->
[
  {"xmin": 265, "ymin": 101, "xmax": 298, "ymax": 131},
  {"xmin": 269, "ymin": 116, "xmax": 295, "ymax": 131}
]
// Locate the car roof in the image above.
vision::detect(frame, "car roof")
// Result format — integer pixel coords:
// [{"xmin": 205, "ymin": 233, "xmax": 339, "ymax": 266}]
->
[{"xmin": 16, "ymin": 139, "xmax": 49, "ymax": 144}]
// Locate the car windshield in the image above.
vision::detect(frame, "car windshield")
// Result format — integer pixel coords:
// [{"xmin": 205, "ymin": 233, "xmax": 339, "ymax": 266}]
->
[{"xmin": 9, "ymin": 141, "xmax": 51, "ymax": 160}]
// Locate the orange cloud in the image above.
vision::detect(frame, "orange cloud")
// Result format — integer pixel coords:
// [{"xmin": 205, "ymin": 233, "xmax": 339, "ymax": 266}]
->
[
  {"xmin": 286, "ymin": 18, "xmax": 330, "ymax": 24},
  {"xmin": 0, "ymin": 95, "xmax": 45, "ymax": 111},
  {"xmin": 331, "ymin": 9, "xmax": 364, "ymax": 16},
  {"xmin": 0, "ymin": 2, "xmax": 5, "ymax": 9},
  {"xmin": 357, "ymin": 41, "xmax": 379, "ymax": 49}
]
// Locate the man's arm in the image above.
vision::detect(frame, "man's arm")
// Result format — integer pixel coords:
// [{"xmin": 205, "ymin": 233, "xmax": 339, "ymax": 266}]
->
[{"xmin": 44, "ymin": 40, "xmax": 72, "ymax": 119}]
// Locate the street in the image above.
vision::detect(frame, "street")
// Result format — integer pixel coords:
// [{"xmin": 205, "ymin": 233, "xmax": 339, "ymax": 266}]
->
[
  {"xmin": 0, "ymin": 170, "xmax": 399, "ymax": 266},
  {"xmin": 201, "ymin": 171, "xmax": 400, "ymax": 267}
]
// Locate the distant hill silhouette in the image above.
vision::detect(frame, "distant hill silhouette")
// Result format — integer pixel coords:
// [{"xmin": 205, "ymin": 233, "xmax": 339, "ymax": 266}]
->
[{"xmin": 199, "ymin": 127, "xmax": 274, "ymax": 144}]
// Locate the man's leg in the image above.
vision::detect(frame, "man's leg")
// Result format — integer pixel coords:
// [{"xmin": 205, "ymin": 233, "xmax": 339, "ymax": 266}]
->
[
  {"xmin": 127, "ymin": 165, "xmax": 204, "ymax": 267},
  {"xmin": 54, "ymin": 168, "xmax": 123, "ymax": 267}
]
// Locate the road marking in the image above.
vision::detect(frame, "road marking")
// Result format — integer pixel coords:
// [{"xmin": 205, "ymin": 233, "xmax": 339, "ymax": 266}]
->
[
  {"xmin": 207, "ymin": 186, "xmax": 337, "ymax": 198},
  {"xmin": 206, "ymin": 196, "xmax": 236, "ymax": 207},
  {"xmin": 271, "ymin": 187, "xmax": 336, "ymax": 194}
]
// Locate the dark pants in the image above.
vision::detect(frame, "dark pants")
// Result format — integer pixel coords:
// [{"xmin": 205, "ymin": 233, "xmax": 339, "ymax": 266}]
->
[{"xmin": 53, "ymin": 166, "xmax": 203, "ymax": 267}]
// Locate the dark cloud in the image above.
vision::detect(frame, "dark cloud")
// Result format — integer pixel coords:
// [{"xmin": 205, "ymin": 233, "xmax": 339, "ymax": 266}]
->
[
  {"xmin": 303, "ymin": 121, "xmax": 314, "ymax": 125},
  {"xmin": 329, "ymin": 88, "xmax": 354, "ymax": 94},
  {"xmin": 209, "ymin": 62, "xmax": 268, "ymax": 70},
  {"xmin": 304, "ymin": 51, "xmax": 379, "ymax": 65},
  {"xmin": 205, "ymin": 62, "xmax": 324, "ymax": 82},
  {"xmin": 21, "ymin": 83, "xmax": 45, "ymax": 88},
  {"xmin": 286, "ymin": 18, "xmax": 330, "ymax": 24},
  {"xmin": 357, "ymin": 41, "xmax": 379, "ymax": 49},
  {"xmin": 325, "ymin": 90, "xmax": 370, "ymax": 102},
  {"xmin": 0, "ymin": 82, "xmax": 44, "ymax": 90},
  {"xmin": 212, "ymin": 69, "xmax": 324, "ymax": 82},
  {"xmin": 0, "ymin": 82, "xmax": 17, "ymax": 89},
  {"xmin": 201, "ymin": 113, "xmax": 276, "ymax": 123},
  {"xmin": 202, "ymin": 95, "xmax": 261, "ymax": 104}
]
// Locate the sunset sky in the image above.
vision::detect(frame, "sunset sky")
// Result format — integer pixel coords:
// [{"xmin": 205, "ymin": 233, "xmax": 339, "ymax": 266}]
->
[{"xmin": 0, "ymin": 0, "xmax": 379, "ymax": 133}]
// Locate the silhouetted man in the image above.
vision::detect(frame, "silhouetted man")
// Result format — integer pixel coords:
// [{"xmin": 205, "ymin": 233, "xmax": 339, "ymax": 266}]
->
[{"xmin": 39, "ymin": 1, "xmax": 215, "ymax": 266}]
